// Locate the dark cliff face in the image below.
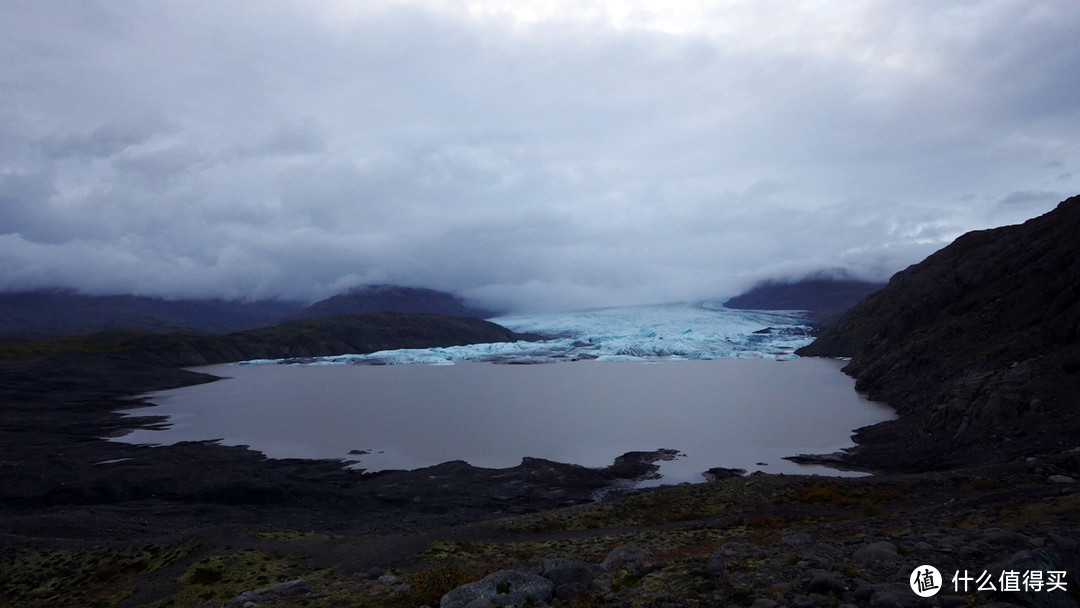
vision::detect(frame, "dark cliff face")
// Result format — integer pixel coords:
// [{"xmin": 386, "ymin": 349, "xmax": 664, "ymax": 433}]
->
[{"xmin": 797, "ymin": 195, "xmax": 1080, "ymax": 472}]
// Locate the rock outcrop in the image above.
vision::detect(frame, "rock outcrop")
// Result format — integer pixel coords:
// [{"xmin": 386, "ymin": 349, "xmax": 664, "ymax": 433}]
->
[{"xmin": 797, "ymin": 195, "xmax": 1080, "ymax": 472}]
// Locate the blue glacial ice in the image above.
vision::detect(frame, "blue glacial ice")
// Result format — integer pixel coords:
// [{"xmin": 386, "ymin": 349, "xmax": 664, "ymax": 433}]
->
[{"xmin": 240, "ymin": 301, "xmax": 816, "ymax": 366}]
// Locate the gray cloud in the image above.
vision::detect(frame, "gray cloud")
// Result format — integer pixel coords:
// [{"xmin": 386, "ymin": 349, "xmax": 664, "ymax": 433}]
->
[
  {"xmin": 40, "ymin": 120, "xmax": 166, "ymax": 160},
  {"xmin": 1, "ymin": 0, "xmax": 1078, "ymax": 312}
]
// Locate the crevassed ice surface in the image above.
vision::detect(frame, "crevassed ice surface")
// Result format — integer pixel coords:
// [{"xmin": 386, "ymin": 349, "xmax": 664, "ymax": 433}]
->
[{"xmin": 240, "ymin": 302, "xmax": 815, "ymax": 366}]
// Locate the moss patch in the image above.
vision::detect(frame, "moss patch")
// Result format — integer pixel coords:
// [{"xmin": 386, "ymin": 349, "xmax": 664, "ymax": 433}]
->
[
  {"xmin": 0, "ymin": 542, "xmax": 198, "ymax": 608},
  {"xmin": 151, "ymin": 549, "xmax": 310, "ymax": 607}
]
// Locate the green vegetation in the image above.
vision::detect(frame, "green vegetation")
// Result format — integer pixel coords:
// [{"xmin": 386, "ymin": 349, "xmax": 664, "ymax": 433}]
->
[
  {"xmin": 406, "ymin": 561, "xmax": 493, "ymax": 608},
  {"xmin": 151, "ymin": 550, "xmax": 318, "ymax": 607},
  {"xmin": 0, "ymin": 542, "xmax": 199, "ymax": 608}
]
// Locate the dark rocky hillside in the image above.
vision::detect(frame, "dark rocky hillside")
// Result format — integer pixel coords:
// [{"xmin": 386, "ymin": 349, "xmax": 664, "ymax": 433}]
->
[
  {"xmin": 290, "ymin": 285, "xmax": 497, "ymax": 320},
  {"xmin": 0, "ymin": 312, "xmax": 535, "ymax": 367},
  {"xmin": 724, "ymin": 278, "xmax": 885, "ymax": 327},
  {"xmin": 0, "ymin": 290, "xmax": 303, "ymax": 337},
  {"xmin": 797, "ymin": 195, "xmax": 1080, "ymax": 472}
]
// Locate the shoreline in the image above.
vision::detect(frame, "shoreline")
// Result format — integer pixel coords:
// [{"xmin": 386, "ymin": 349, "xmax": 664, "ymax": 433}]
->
[{"xmin": 0, "ymin": 355, "xmax": 692, "ymax": 529}]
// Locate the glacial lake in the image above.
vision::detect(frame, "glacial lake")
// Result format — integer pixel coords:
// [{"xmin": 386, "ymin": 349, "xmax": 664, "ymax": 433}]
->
[{"xmin": 117, "ymin": 357, "xmax": 895, "ymax": 484}]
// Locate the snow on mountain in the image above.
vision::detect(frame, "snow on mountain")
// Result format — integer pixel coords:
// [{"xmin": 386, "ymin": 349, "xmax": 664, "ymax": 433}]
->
[{"xmin": 240, "ymin": 302, "xmax": 815, "ymax": 365}]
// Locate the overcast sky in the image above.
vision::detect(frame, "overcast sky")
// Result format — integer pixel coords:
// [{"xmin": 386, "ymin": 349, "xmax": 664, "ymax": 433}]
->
[{"xmin": 2, "ymin": 0, "xmax": 1078, "ymax": 312}]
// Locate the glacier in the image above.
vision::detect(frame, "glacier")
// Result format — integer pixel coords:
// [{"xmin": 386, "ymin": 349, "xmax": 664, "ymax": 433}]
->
[{"xmin": 240, "ymin": 301, "xmax": 816, "ymax": 366}]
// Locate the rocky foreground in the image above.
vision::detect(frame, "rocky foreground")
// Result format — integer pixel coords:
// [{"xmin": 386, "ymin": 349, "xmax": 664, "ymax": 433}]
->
[
  {"xmin": 2, "ymin": 445, "xmax": 1078, "ymax": 608},
  {"xmin": 0, "ymin": 350, "xmax": 1078, "ymax": 608}
]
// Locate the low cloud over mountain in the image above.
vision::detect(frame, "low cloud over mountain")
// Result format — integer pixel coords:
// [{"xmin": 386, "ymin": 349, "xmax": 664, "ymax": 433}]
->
[{"xmin": 2, "ymin": 2, "xmax": 1078, "ymax": 312}]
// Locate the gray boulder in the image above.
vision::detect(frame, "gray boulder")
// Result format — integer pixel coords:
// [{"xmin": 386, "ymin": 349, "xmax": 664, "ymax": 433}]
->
[
  {"xmin": 540, "ymin": 558, "xmax": 594, "ymax": 587},
  {"xmin": 601, "ymin": 545, "xmax": 653, "ymax": 575},
  {"xmin": 231, "ymin": 578, "xmax": 310, "ymax": 606},
  {"xmin": 985, "ymin": 549, "xmax": 1076, "ymax": 608},
  {"xmin": 806, "ymin": 570, "xmax": 846, "ymax": 594},
  {"xmin": 555, "ymin": 581, "xmax": 590, "ymax": 601},
  {"xmin": 440, "ymin": 570, "xmax": 554, "ymax": 608}
]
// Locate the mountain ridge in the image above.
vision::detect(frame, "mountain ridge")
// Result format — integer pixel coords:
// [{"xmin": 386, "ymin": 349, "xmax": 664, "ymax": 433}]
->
[
  {"xmin": 289, "ymin": 284, "xmax": 498, "ymax": 320},
  {"xmin": 0, "ymin": 284, "xmax": 499, "ymax": 338},
  {"xmin": 0, "ymin": 290, "xmax": 305, "ymax": 338},
  {"xmin": 724, "ymin": 277, "xmax": 885, "ymax": 328}
]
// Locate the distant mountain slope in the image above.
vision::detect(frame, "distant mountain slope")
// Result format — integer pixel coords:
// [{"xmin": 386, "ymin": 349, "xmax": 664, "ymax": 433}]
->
[
  {"xmin": 290, "ymin": 285, "xmax": 497, "ymax": 320},
  {"xmin": 724, "ymin": 278, "xmax": 885, "ymax": 327},
  {"xmin": 0, "ymin": 312, "xmax": 536, "ymax": 367},
  {"xmin": 0, "ymin": 291, "xmax": 304, "ymax": 337},
  {"xmin": 797, "ymin": 195, "xmax": 1080, "ymax": 472}
]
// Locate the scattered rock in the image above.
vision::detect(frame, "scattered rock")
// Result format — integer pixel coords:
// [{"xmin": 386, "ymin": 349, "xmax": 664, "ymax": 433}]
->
[
  {"xmin": 853, "ymin": 541, "xmax": 898, "ymax": 565},
  {"xmin": 959, "ymin": 545, "xmax": 984, "ymax": 560},
  {"xmin": 869, "ymin": 590, "xmax": 902, "ymax": 608},
  {"xmin": 779, "ymin": 533, "xmax": 814, "ymax": 547},
  {"xmin": 981, "ymin": 529, "xmax": 1032, "ymax": 550},
  {"xmin": 854, "ymin": 584, "xmax": 874, "ymax": 602},
  {"xmin": 939, "ymin": 596, "xmax": 971, "ymax": 608},
  {"xmin": 703, "ymin": 553, "xmax": 727, "ymax": 578},
  {"xmin": 1047, "ymin": 475, "xmax": 1076, "ymax": 484}
]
